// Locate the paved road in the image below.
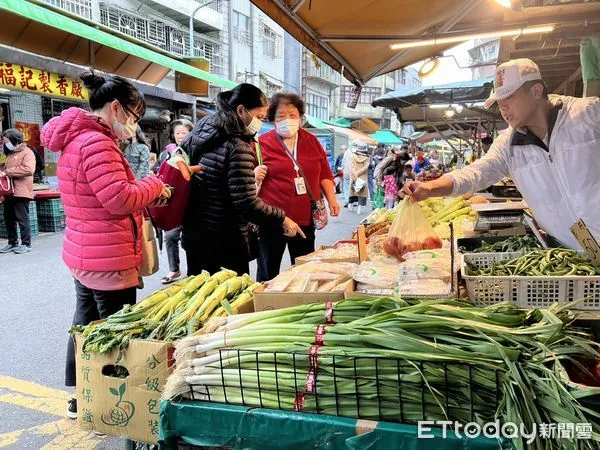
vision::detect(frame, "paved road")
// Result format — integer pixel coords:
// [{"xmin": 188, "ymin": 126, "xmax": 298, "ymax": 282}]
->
[{"xmin": 0, "ymin": 195, "xmax": 370, "ymax": 449}]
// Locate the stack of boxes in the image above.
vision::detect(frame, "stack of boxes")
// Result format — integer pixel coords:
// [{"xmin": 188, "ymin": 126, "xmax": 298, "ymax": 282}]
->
[{"xmin": 36, "ymin": 198, "xmax": 66, "ymax": 232}]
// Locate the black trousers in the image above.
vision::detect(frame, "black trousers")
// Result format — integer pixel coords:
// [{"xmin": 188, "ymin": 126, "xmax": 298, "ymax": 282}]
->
[
  {"xmin": 256, "ymin": 225, "xmax": 315, "ymax": 282},
  {"xmin": 3, "ymin": 197, "xmax": 31, "ymax": 246},
  {"xmin": 165, "ymin": 226, "xmax": 182, "ymax": 272},
  {"xmin": 65, "ymin": 279, "xmax": 137, "ymax": 387}
]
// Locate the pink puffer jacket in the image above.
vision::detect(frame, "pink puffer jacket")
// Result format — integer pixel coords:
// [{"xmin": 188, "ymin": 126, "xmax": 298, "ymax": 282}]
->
[{"xmin": 41, "ymin": 108, "xmax": 163, "ymax": 272}]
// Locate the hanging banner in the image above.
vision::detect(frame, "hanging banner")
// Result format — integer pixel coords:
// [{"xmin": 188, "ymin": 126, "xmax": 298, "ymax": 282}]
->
[{"xmin": 0, "ymin": 62, "xmax": 88, "ymax": 102}]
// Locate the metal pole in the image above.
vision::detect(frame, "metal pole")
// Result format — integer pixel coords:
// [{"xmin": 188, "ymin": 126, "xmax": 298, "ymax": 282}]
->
[{"xmin": 189, "ymin": 0, "xmax": 219, "ymax": 58}]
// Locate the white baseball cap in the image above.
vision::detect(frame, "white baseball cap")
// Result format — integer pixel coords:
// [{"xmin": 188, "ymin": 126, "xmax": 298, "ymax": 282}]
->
[{"xmin": 484, "ymin": 59, "xmax": 543, "ymax": 109}]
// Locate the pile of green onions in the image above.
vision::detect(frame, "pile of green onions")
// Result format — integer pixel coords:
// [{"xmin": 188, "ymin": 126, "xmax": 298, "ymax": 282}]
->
[{"xmin": 164, "ymin": 298, "xmax": 600, "ymax": 450}]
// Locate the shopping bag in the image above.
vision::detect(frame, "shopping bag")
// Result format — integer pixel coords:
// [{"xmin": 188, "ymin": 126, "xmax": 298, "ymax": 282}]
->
[
  {"xmin": 373, "ymin": 185, "xmax": 385, "ymax": 209},
  {"xmin": 140, "ymin": 213, "xmax": 159, "ymax": 277},
  {"xmin": 383, "ymin": 197, "xmax": 443, "ymax": 261},
  {"xmin": 353, "ymin": 177, "xmax": 366, "ymax": 192},
  {"xmin": 149, "ymin": 155, "xmax": 191, "ymax": 231},
  {"xmin": 0, "ymin": 175, "xmax": 14, "ymax": 197}
]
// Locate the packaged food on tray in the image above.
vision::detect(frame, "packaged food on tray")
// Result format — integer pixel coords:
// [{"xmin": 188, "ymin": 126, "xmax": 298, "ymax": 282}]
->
[
  {"xmin": 265, "ymin": 261, "xmax": 357, "ymax": 293},
  {"xmin": 354, "ymin": 260, "xmax": 401, "ymax": 289}
]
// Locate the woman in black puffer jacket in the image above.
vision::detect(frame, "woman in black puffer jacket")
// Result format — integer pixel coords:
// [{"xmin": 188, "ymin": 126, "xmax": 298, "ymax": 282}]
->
[{"xmin": 181, "ymin": 84, "xmax": 304, "ymax": 276}]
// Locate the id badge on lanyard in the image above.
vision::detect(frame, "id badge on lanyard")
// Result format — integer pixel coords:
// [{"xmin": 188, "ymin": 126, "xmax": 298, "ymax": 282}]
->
[{"xmin": 289, "ymin": 139, "xmax": 307, "ymax": 196}]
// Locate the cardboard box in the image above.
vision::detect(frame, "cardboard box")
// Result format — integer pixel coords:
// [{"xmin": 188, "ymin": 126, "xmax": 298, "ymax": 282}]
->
[
  {"xmin": 253, "ymin": 285, "xmax": 346, "ymax": 311},
  {"xmin": 295, "ymin": 245, "xmax": 360, "ymax": 265},
  {"xmin": 75, "ymin": 334, "xmax": 173, "ymax": 444}
]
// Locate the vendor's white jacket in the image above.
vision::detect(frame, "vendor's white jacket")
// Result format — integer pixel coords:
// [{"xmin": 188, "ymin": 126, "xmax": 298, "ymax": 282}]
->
[{"xmin": 448, "ymin": 95, "xmax": 599, "ymax": 250}]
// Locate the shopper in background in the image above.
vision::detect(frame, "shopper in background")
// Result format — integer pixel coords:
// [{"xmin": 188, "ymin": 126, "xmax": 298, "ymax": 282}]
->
[
  {"xmin": 159, "ymin": 118, "xmax": 194, "ymax": 284},
  {"xmin": 0, "ymin": 129, "xmax": 35, "ymax": 254},
  {"xmin": 154, "ymin": 119, "xmax": 194, "ymax": 173},
  {"xmin": 348, "ymin": 142, "xmax": 370, "ymax": 214},
  {"xmin": 341, "ymin": 141, "xmax": 356, "ymax": 207},
  {"xmin": 124, "ymin": 125, "xmax": 151, "ymax": 180},
  {"xmin": 182, "ymin": 84, "xmax": 303, "ymax": 276},
  {"xmin": 256, "ymin": 92, "xmax": 338, "ymax": 281},
  {"xmin": 382, "ymin": 164, "xmax": 399, "ymax": 210},
  {"xmin": 41, "ymin": 70, "xmax": 170, "ymax": 420},
  {"xmin": 334, "ymin": 145, "xmax": 346, "ymax": 194},
  {"xmin": 414, "ymin": 150, "xmax": 431, "ymax": 173},
  {"xmin": 31, "ymin": 147, "xmax": 44, "ymax": 183}
]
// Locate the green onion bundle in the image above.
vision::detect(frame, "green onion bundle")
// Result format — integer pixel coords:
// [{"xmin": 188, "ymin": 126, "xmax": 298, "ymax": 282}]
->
[{"xmin": 165, "ymin": 298, "xmax": 600, "ymax": 450}]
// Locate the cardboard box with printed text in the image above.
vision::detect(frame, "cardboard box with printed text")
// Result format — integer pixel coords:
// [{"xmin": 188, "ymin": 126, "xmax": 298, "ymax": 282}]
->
[{"xmin": 74, "ymin": 334, "xmax": 173, "ymax": 444}]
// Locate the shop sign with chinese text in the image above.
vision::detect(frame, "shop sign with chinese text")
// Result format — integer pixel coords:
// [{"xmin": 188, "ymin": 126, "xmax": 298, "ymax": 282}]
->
[{"xmin": 0, "ymin": 62, "xmax": 88, "ymax": 101}]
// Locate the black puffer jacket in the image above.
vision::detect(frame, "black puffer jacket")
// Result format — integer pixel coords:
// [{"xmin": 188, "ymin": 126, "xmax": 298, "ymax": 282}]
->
[{"xmin": 181, "ymin": 114, "xmax": 285, "ymax": 253}]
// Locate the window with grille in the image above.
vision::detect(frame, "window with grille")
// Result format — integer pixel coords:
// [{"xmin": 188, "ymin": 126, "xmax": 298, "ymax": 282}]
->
[
  {"xmin": 99, "ymin": 3, "xmax": 149, "ymax": 44},
  {"xmin": 340, "ymin": 86, "xmax": 380, "ymax": 104},
  {"xmin": 232, "ymin": 11, "xmax": 250, "ymax": 45},
  {"xmin": 307, "ymin": 92, "xmax": 328, "ymax": 120},
  {"xmin": 261, "ymin": 23, "xmax": 282, "ymax": 58},
  {"xmin": 41, "ymin": 0, "xmax": 93, "ymax": 21},
  {"xmin": 413, "ymin": 78, "xmax": 422, "ymax": 88},
  {"xmin": 169, "ymin": 29, "xmax": 186, "ymax": 55}
]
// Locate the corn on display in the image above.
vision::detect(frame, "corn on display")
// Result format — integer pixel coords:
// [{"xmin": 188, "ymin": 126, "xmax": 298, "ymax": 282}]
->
[{"xmin": 71, "ymin": 270, "xmax": 261, "ymax": 357}]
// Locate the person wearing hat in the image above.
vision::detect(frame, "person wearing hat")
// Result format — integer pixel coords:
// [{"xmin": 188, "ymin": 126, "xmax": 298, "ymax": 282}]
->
[
  {"xmin": 403, "ymin": 58, "xmax": 600, "ymax": 250},
  {"xmin": 0, "ymin": 129, "xmax": 36, "ymax": 254},
  {"xmin": 349, "ymin": 142, "xmax": 370, "ymax": 214}
]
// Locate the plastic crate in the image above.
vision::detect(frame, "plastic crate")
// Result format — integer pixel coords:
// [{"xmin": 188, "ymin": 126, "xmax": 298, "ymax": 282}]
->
[
  {"xmin": 461, "ymin": 253, "xmax": 600, "ymax": 310},
  {"xmin": 36, "ymin": 198, "xmax": 64, "ymax": 218},
  {"xmin": 38, "ymin": 215, "xmax": 66, "ymax": 232},
  {"xmin": 462, "ymin": 251, "xmax": 522, "ymax": 270},
  {"xmin": 0, "ymin": 202, "xmax": 39, "ymax": 239}
]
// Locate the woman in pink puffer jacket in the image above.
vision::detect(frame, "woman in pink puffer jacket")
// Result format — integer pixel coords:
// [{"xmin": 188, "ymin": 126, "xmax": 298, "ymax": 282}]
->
[{"xmin": 41, "ymin": 70, "xmax": 170, "ymax": 420}]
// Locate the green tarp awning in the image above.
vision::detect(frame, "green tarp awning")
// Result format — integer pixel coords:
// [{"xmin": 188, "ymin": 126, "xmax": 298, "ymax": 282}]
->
[
  {"xmin": 0, "ymin": 0, "xmax": 237, "ymax": 88},
  {"xmin": 305, "ymin": 115, "xmax": 330, "ymax": 130},
  {"xmin": 369, "ymin": 130, "xmax": 404, "ymax": 145},
  {"xmin": 324, "ymin": 118, "xmax": 352, "ymax": 128}
]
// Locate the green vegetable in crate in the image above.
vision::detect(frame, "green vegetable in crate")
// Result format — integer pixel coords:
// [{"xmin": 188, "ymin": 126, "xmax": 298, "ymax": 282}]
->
[
  {"xmin": 166, "ymin": 298, "xmax": 600, "ymax": 450},
  {"xmin": 470, "ymin": 249, "xmax": 600, "ymax": 276},
  {"xmin": 461, "ymin": 235, "xmax": 543, "ymax": 254}
]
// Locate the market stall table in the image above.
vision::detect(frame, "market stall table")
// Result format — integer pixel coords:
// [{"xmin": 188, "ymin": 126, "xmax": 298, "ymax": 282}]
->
[{"xmin": 158, "ymin": 401, "xmax": 508, "ymax": 450}]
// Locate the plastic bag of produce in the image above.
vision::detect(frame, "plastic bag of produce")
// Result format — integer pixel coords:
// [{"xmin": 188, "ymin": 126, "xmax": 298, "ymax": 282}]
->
[
  {"xmin": 354, "ymin": 261, "xmax": 401, "ymax": 289},
  {"xmin": 396, "ymin": 279, "xmax": 451, "ymax": 296},
  {"xmin": 399, "ymin": 259, "xmax": 451, "ymax": 282},
  {"xmin": 384, "ymin": 198, "xmax": 442, "ymax": 261}
]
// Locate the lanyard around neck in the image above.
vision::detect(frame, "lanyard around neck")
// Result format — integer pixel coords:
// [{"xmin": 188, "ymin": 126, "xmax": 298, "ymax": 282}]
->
[{"xmin": 284, "ymin": 137, "xmax": 299, "ymax": 175}]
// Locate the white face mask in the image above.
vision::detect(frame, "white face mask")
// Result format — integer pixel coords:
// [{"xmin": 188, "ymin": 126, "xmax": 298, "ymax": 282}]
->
[
  {"xmin": 113, "ymin": 105, "xmax": 137, "ymax": 140},
  {"xmin": 5, "ymin": 141, "xmax": 15, "ymax": 151},
  {"xmin": 243, "ymin": 107, "xmax": 263, "ymax": 136},
  {"xmin": 276, "ymin": 118, "xmax": 300, "ymax": 138}
]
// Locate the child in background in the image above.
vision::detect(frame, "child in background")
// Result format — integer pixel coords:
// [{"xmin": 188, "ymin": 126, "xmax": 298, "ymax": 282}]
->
[{"xmin": 383, "ymin": 165, "xmax": 398, "ymax": 210}]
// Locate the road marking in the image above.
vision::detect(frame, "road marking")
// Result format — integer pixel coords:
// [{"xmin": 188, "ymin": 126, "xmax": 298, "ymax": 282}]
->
[
  {"xmin": 0, "ymin": 376, "xmax": 103, "ymax": 449},
  {"xmin": 0, "ymin": 419, "xmax": 102, "ymax": 449}
]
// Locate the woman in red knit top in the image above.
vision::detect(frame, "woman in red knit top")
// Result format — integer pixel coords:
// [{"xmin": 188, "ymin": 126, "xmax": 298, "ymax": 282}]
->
[{"xmin": 256, "ymin": 93, "xmax": 340, "ymax": 281}]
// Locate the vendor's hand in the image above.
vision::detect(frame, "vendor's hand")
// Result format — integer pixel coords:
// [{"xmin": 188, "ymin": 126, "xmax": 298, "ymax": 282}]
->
[
  {"xmin": 400, "ymin": 181, "xmax": 432, "ymax": 201},
  {"xmin": 0, "ymin": 171, "xmax": 5, "ymax": 177},
  {"xmin": 283, "ymin": 217, "xmax": 306, "ymax": 239},
  {"xmin": 254, "ymin": 165, "xmax": 268, "ymax": 183},
  {"xmin": 329, "ymin": 198, "xmax": 340, "ymax": 217}
]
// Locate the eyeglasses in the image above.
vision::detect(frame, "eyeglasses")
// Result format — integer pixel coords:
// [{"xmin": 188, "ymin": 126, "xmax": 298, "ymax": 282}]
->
[{"xmin": 122, "ymin": 104, "xmax": 143, "ymax": 124}]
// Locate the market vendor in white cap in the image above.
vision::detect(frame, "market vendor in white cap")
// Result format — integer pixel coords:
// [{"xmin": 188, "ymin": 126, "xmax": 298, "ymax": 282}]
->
[{"xmin": 402, "ymin": 58, "xmax": 600, "ymax": 249}]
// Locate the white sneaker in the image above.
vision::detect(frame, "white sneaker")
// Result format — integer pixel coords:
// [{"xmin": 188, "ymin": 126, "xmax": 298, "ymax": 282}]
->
[{"xmin": 348, "ymin": 203, "xmax": 354, "ymax": 211}]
